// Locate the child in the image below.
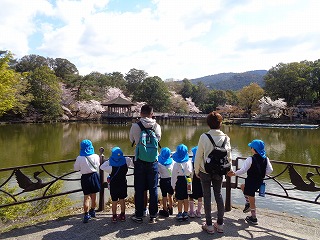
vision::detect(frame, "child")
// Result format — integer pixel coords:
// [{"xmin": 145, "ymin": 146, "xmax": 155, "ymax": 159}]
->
[
  {"xmin": 171, "ymin": 144, "xmax": 193, "ymax": 221},
  {"xmin": 158, "ymin": 147, "xmax": 174, "ymax": 217},
  {"xmin": 227, "ymin": 139, "xmax": 273, "ymax": 225},
  {"xmin": 74, "ymin": 139, "xmax": 101, "ymax": 223},
  {"xmin": 188, "ymin": 146, "xmax": 203, "ymax": 218},
  {"xmin": 100, "ymin": 147, "xmax": 133, "ymax": 223}
]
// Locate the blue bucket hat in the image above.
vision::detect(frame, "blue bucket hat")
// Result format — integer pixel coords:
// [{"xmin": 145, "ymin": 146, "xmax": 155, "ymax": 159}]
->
[
  {"xmin": 109, "ymin": 147, "xmax": 126, "ymax": 167},
  {"xmin": 158, "ymin": 147, "xmax": 173, "ymax": 166},
  {"xmin": 191, "ymin": 146, "xmax": 198, "ymax": 163},
  {"xmin": 80, "ymin": 139, "xmax": 95, "ymax": 156},
  {"xmin": 248, "ymin": 139, "xmax": 266, "ymax": 158},
  {"xmin": 172, "ymin": 144, "xmax": 189, "ymax": 163}
]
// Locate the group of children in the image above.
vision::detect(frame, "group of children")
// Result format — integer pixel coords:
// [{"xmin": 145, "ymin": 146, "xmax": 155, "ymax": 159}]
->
[
  {"xmin": 74, "ymin": 140, "xmax": 204, "ymax": 223},
  {"xmin": 75, "ymin": 138, "xmax": 273, "ymax": 231}
]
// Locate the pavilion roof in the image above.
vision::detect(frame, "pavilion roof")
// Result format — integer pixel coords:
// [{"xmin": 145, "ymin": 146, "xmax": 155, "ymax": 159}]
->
[{"xmin": 101, "ymin": 96, "xmax": 135, "ymax": 106}]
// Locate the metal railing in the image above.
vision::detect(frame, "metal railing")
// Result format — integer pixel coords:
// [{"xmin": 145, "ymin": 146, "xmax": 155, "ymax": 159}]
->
[
  {"xmin": 233, "ymin": 157, "xmax": 320, "ymax": 204},
  {"xmin": 0, "ymin": 152, "xmax": 319, "ymax": 212}
]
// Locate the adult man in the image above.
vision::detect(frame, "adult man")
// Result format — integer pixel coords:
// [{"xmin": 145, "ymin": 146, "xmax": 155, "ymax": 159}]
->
[{"xmin": 129, "ymin": 105, "xmax": 161, "ymax": 223}]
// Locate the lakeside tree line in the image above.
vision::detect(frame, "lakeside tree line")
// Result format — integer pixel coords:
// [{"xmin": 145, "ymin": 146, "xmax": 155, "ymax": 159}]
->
[{"xmin": 1, "ymin": 50, "xmax": 320, "ymax": 122}]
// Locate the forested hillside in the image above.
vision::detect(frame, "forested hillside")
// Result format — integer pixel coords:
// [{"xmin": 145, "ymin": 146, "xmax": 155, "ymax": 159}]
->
[{"xmin": 191, "ymin": 70, "xmax": 267, "ymax": 90}]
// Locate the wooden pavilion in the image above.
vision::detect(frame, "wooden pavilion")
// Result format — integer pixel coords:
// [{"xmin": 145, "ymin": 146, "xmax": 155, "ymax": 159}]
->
[{"xmin": 101, "ymin": 96, "xmax": 135, "ymax": 123}]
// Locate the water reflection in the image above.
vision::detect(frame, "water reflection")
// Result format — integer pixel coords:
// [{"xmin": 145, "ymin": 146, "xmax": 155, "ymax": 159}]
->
[
  {"xmin": 1, "ymin": 122, "xmax": 320, "ymax": 168},
  {"xmin": 0, "ymin": 122, "xmax": 319, "ymax": 218}
]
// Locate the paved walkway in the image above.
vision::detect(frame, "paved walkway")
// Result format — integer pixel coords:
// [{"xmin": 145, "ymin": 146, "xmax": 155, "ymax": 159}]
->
[{"xmin": 1, "ymin": 205, "xmax": 319, "ymax": 240}]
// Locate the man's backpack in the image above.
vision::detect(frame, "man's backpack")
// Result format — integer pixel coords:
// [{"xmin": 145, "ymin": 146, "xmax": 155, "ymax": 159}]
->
[
  {"xmin": 204, "ymin": 133, "xmax": 231, "ymax": 175},
  {"xmin": 136, "ymin": 121, "xmax": 160, "ymax": 162}
]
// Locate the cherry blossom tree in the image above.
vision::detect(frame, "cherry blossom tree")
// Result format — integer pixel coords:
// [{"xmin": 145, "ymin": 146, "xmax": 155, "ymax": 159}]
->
[
  {"xmin": 104, "ymin": 87, "xmax": 128, "ymax": 102},
  {"xmin": 185, "ymin": 97, "xmax": 201, "ymax": 113},
  {"xmin": 169, "ymin": 91, "xmax": 188, "ymax": 113},
  {"xmin": 258, "ymin": 96, "xmax": 287, "ymax": 118},
  {"xmin": 69, "ymin": 100, "xmax": 105, "ymax": 120},
  {"xmin": 217, "ymin": 104, "xmax": 243, "ymax": 118}
]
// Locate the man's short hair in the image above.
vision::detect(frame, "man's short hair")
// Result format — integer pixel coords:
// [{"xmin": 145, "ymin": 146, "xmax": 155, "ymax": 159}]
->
[
  {"xmin": 141, "ymin": 105, "xmax": 153, "ymax": 116},
  {"xmin": 207, "ymin": 111, "xmax": 223, "ymax": 129}
]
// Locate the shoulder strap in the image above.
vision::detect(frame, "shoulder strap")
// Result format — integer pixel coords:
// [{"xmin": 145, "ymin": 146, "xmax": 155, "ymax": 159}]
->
[
  {"xmin": 85, "ymin": 156, "xmax": 97, "ymax": 170},
  {"xmin": 137, "ymin": 121, "xmax": 161, "ymax": 148},
  {"xmin": 137, "ymin": 121, "xmax": 147, "ymax": 131},
  {"xmin": 221, "ymin": 136, "xmax": 228, "ymax": 148},
  {"xmin": 205, "ymin": 133, "xmax": 227, "ymax": 148},
  {"xmin": 205, "ymin": 133, "xmax": 216, "ymax": 147}
]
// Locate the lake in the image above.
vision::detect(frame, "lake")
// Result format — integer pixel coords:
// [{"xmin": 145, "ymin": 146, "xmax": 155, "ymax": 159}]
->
[{"xmin": 0, "ymin": 121, "xmax": 319, "ymax": 219}]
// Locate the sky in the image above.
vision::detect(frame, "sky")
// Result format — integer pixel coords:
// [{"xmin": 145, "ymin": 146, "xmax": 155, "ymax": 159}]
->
[{"xmin": 1, "ymin": 0, "xmax": 320, "ymax": 80}]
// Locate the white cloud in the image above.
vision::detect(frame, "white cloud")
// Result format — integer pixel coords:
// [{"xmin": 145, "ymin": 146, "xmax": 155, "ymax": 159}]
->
[{"xmin": 1, "ymin": 0, "xmax": 320, "ymax": 79}]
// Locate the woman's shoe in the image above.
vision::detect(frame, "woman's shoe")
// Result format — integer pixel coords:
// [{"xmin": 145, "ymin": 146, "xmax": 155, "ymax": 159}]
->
[
  {"xmin": 202, "ymin": 223, "xmax": 215, "ymax": 234},
  {"xmin": 214, "ymin": 222, "xmax": 224, "ymax": 233}
]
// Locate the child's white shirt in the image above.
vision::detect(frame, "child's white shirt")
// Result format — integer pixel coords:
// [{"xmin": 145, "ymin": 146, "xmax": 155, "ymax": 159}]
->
[
  {"xmin": 100, "ymin": 157, "xmax": 133, "ymax": 174},
  {"xmin": 158, "ymin": 163, "xmax": 173, "ymax": 178},
  {"xmin": 74, "ymin": 154, "xmax": 100, "ymax": 174},
  {"xmin": 235, "ymin": 156, "xmax": 273, "ymax": 176}
]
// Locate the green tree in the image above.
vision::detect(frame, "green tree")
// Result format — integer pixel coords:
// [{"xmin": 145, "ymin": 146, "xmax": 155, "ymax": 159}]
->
[
  {"xmin": 15, "ymin": 54, "xmax": 49, "ymax": 73},
  {"xmin": 191, "ymin": 82, "xmax": 209, "ymax": 111},
  {"xmin": 179, "ymin": 78, "xmax": 193, "ymax": 99},
  {"xmin": 237, "ymin": 83, "xmax": 264, "ymax": 118},
  {"xmin": 82, "ymin": 71, "xmax": 110, "ymax": 101},
  {"xmin": 309, "ymin": 59, "xmax": 320, "ymax": 101},
  {"xmin": 264, "ymin": 62, "xmax": 312, "ymax": 106},
  {"xmin": 0, "ymin": 52, "xmax": 19, "ymax": 116},
  {"xmin": 51, "ymin": 58, "xmax": 79, "ymax": 80},
  {"xmin": 225, "ymin": 90, "xmax": 239, "ymax": 105},
  {"xmin": 125, "ymin": 68, "xmax": 147, "ymax": 96},
  {"xmin": 134, "ymin": 76, "xmax": 171, "ymax": 112},
  {"xmin": 11, "ymin": 72, "xmax": 34, "ymax": 116},
  {"xmin": 107, "ymin": 71, "xmax": 126, "ymax": 90},
  {"xmin": 201, "ymin": 90, "xmax": 228, "ymax": 114},
  {"xmin": 28, "ymin": 66, "xmax": 62, "ymax": 120}
]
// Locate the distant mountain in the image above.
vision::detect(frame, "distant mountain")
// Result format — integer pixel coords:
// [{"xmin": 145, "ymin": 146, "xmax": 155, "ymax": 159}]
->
[{"xmin": 190, "ymin": 70, "xmax": 267, "ymax": 91}]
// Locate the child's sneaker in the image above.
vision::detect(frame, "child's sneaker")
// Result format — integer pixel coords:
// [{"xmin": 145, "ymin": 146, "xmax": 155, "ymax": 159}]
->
[
  {"xmin": 195, "ymin": 210, "xmax": 201, "ymax": 218},
  {"xmin": 243, "ymin": 203, "xmax": 250, "ymax": 213},
  {"xmin": 214, "ymin": 222, "xmax": 224, "ymax": 233},
  {"xmin": 83, "ymin": 214, "xmax": 91, "ymax": 223},
  {"xmin": 131, "ymin": 215, "xmax": 143, "ymax": 223},
  {"xmin": 143, "ymin": 208, "xmax": 149, "ymax": 217},
  {"xmin": 159, "ymin": 209, "xmax": 169, "ymax": 217},
  {"xmin": 112, "ymin": 214, "xmax": 118, "ymax": 223},
  {"xmin": 176, "ymin": 212, "xmax": 183, "ymax": 222},
  {"xmin": 168, "ymin": 207, "xmax": 173, "ymax": 215},
  {"xmin": 188, "ymin": 211, "xmax": 195, "ymax": 218},
  {"xmin": 119, "ymin": 213, "xmax": 126, "ymax": 222},
  {"xmin": 149, "ymin": 217, "xmax": 157, "ymax": 224},
  {"xmin": 245, "ymin": 216, "xmax": 258, "ymax": 225},
  {"xmin": 182, "ymin": 211, "xmax": 188, "ymax": 221},
  {"xmin": 89, "ymin": 209, "xmax": 96, "ymax": 218},
  {"xmin": 202, "ymin": 223, "xmax": 215, "ymax": 234}
]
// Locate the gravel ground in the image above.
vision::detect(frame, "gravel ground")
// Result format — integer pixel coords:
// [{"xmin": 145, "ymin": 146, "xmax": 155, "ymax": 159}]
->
[{"xmin": 1, "ymin": 204, "xmax": 319, "ymax": 240}]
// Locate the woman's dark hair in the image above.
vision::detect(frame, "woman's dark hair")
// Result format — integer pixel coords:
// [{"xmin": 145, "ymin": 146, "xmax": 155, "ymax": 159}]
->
[{"xmin": 207, "ymin": 111, "xmax": 223, "ymax": 129}]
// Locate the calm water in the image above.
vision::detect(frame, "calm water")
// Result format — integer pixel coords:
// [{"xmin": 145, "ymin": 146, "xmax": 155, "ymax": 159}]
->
[{"xmin": 0, "ymin": 121, "xmax": 319, "ymax": 219}]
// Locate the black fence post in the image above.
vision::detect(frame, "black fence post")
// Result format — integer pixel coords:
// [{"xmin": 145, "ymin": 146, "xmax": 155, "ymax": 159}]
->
[
  {"xmin": 98, "ymin": 147, "xmax": 105, "ymax": 211},
  {"xmin": 225, "ymin": 175, "xmax": 231, "ymax": 211}
]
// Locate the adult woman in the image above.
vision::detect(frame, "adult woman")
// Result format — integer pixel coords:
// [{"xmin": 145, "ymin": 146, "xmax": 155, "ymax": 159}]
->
[{"xmin": 194, "ymin": 111, "xmax": 232, "ymax": 234}]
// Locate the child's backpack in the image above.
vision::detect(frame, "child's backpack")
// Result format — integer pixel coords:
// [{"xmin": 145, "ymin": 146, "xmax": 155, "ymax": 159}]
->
[
  {"xmin": 204, "ymin": 133, "xmax": 231, "ymax": 175},
  {"xmin": 136, "ymin": 121, "xmax": 160, "ymax": 162}
]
